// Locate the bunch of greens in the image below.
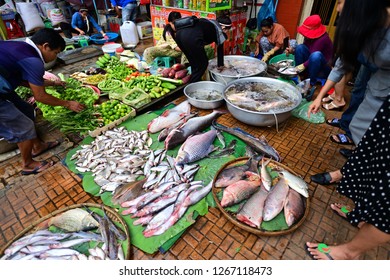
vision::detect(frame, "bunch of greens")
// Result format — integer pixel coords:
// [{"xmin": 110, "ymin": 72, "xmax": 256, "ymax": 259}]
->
[
  {"xmin": 36, "ymin": 79, "xmax": 100, "ymax": 135},
  {"xmin": 15, "ymin": 86, "xmax": 33, "ymax": 100}
]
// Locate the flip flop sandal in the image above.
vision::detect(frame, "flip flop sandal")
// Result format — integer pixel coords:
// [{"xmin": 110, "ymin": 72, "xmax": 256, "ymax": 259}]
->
[
  {"xmin": 331, "ymin": 203, "xmax": 351, "ymax": 222},
  {"xmin": 330, "ymin": 133, "xmax": 354, "ymax": 145},
  {"xmin": 310, "ymin": 172, "xmax": 336, "ymax": 185},
  {"xmin": 326, "ymin": 118, "xmax": 341, "ymax": 128},
  {"xmin": 32, "ymin": 141, "xmax": 60, "ymax": 157},
  {"xmin": 305, "ymin": 243, "xmax": 334, "ymax": 260},
  {"xmin": 322, "ymin": 94, "xmax": 334, "ymax": 103},
  {"xmin": 21, "ymin": 160, "xmax": 53, "ymax": 176},
  {"xmin": 322, "ymin": 101, "xmax": 345, "ymax": 111}
]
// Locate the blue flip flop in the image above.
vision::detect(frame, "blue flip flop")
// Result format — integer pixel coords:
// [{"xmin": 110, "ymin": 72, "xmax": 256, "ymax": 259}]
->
[{"xmin": 21, "ymin": 160, "xmax": 52, "ymax": 175}]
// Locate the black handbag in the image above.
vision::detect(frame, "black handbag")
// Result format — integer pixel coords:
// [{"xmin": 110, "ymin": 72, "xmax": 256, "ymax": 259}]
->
[
  {"xmin": 174, "ymin": 16, "xmax": 198, "ymax": 30},
  {"xmin": 246, "ymin": 0, "xmax": 258, "ymax": 30}
]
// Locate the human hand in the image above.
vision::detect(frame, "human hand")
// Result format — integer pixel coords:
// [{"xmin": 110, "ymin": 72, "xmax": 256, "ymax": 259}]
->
[
  {"xmin": 295, "ymin": 64, "xmax": 306, "ymax": 73},
  {"xmin": 79, "ymin": 31, "xmax": 85, "ymax": 35},
  {"xmin": 285, "ymin": 46, "xmax": 294, "ymax": 55},
  {"xmin": 103, "ymin": 35, "xmax": 109, "ymax": 40},
  {"xmin": 217, "ymin": 66, "xmax": 225, "ymax": 72},
  {"xmin": 254, "ymin": 48, "xmax": 260, "ymax": 57},
  {"xmin": 53, "ymin": 80, "xmax": 66, "ymax": 87},
  {"xmin": 66, "ymin": 101, "xmax": 85, "ymax": 113},
  {"xmin": 307, "ymin": 98, "xmax": 321, "ymax": 118}
]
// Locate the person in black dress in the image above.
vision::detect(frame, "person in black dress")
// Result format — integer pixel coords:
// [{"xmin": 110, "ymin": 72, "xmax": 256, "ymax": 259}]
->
[{"xmin": 166, "ymin": 15, "xmax": 231, "ymax": 83}]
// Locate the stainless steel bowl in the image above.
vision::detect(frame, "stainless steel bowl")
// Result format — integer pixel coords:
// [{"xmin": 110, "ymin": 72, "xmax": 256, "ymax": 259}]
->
[
  {"xmin": 208, "ymin": 55, "xmax": 267, "ymax": 85},
  {"xmin": 184, "ymin": 81, "xmax": 225, "ymax": 109},
  {"xmin": 223, "ymin": 77, "xmax": 302, "ymax": 126}
]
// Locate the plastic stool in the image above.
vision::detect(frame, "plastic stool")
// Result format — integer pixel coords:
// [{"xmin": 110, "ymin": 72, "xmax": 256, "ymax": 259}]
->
[
  {"xmin": 153, "ymin": 56, "xmax": 176, "ymax": 68},
  {"xmin": 64, "ymin": 45, "xmax": 75, "ymax": 51}
]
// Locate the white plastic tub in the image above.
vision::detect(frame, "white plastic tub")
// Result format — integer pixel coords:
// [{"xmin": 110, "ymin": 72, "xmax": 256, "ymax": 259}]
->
[{"xmin": 102, "ymin": 43, "xmax": 122, "ymax": 56}]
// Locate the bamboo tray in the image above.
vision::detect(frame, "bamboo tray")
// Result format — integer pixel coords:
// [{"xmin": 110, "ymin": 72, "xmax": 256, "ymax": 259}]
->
[
  {"xmin": 0, "ymin": 203, "xmax": 131, "ymax": 260},
  {"xmin": 212, "ymin": 157, "xmax": 310, "ymax": 236}
]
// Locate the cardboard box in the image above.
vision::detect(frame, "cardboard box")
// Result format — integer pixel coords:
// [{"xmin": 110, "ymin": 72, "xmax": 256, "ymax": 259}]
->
[{"xmin": 136, "ymin": 21, "xmax": 153, "ymax": 39}]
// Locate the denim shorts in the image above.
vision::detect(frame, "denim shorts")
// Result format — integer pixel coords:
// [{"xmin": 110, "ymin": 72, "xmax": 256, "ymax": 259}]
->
[{"xmin": 0, "ymin": 98, "xmax": 36, "ymax": 143}]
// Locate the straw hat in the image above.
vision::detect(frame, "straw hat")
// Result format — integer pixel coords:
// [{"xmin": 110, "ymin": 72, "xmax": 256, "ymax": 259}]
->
[{"xmin": 297, "ymin": 15, "xmax": 326, "ymax": 39}]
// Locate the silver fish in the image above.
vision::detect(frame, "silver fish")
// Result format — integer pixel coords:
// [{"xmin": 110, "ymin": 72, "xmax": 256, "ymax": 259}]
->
[
  {"xmin": 279, "ymin": 170, "xmax": 309, "ymax": 198},
  {"xmin": 165, "ymin": 110, "xmax": 224, "ymax": 150},
  {"xmin": 147, "ymin": 100, "xmax": 191, "ymax": 133},
  {"xmin": 175, "ymin": 129, "xmax": 217, "ymax": 165},
  {"xmin": 260, "ymin": 157, "xmax": 272, "ymax": 191},
  {"xmin": 263, "ymin": 177, "xmax": 290, "ymax": 221},
  {"xmin": 212, "ymin": 121, "xmax": 281, "ymax": 162},
  {"xmin": 284, "ymin": 188, "xmax": 305, "ymax": 227}
]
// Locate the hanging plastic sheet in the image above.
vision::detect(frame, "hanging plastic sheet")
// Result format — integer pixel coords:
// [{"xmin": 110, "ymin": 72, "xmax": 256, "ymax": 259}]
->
[{"xmin": 257, "ymin": 0, "xmax": 277, "ymax": 30}]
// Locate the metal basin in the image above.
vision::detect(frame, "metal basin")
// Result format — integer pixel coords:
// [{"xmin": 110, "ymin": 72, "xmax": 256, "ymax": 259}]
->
[
  {"xmin": 184, "ymin": 81, "xmax": 225, "ymax": 109},
  {"xmin": 223, "ymin": 77, "xmax": 302, "ymax": 127},
  {"xmin": 208, "ymin": 55, "xmax": 267, "ymax": 85}
]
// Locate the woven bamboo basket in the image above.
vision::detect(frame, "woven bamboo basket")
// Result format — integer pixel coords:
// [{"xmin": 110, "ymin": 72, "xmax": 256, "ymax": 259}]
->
[
  {"xmin": 212, "ymin": 157, "xmax": 310, "ymax": 236},
  {"xmin": 0, "ymin": 203, "xmax": 131, "ymax": 260}
]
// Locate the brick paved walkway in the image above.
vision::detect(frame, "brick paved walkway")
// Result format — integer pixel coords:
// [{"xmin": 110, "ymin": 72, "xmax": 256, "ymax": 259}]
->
[{"xmin": 1, "ymin": 39, "xmax": 389, "ymax": 260}]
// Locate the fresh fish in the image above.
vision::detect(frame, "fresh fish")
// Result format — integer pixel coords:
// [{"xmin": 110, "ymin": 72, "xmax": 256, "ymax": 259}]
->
[
  {"xmin": 165, "ymin": 110, "xmax": 224, "ymax": 150},
  {"xmin": 263, "ymin": 177, "xmax": 290, "ymax": 221},
  {"xmin": 260, "ymin": 158, "xmax": 272, "ymax": 191},
  {"xmin": 284, "ymin": 188, "xmax": 305, "ymax": 227},
  {"xmin": 147, "ymin": 100, "xmax": 191, "ymax": 133},
  {"xmin": 212, "ymin": 121, "xmax": 281, "ymax": 162},
  {"xmin": 48, "ymin": 208, "xmax": 99, "ymax": 232},
  {"xmin": 175, "ymin": 129, "xmax": 217, "ymax": 165},
  {"xmin": 278, "ymin": 170, "xmax": 309, "ymax": 198},
  {"xmin": 236, "ymin": 185, "xmax": 269, "ymax": 228},
  {"xmin": 220, "ymin": 171, "xmax": 261, "ymax": 207},
  {"xmin": 158, "ymin": 112, "xmax": 197, "ymax": 142},
  {"xmin": 214, "ymin": 157, "xmax": 258, "ymax": 188},
  {"xmin": 111, "ymin": 178, "xmax": 147, "ymax": 206},
  {"xmin": 215, "ymin": 129, "xmax": 226, "ymax": 149},
  {"xmin": 208, "ymin": 139, "xmax": 237, "ymax": 158}
]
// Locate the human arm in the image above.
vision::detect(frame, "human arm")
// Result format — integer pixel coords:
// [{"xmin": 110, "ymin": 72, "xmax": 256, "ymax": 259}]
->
[
  {"xmin": 88, "ymin": 15, "xmax": 103, "ymax": 33},
  {"xmin": 43, "ymin": 79, "xmax": 66, "ymax": 87},
  {"xmin": 254, "ymin": 32, "xmax": 263, "ymax": 56},
  {"xmin": 30, "ymin": 83, "xmax": 85, "ymax": 112},
  {"xmin": 110, "ymin": 0, "xmax": 122, "ymax": 17},
  {"xmin": 71, "ymin": 13, "xmax": 85, "ymax": 35}
]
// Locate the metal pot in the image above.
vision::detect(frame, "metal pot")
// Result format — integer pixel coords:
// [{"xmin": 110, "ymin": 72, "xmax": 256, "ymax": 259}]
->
[
  {"xmin": 184, "ymin": 81, "xmax": 225, "ymax": 109},
  {"xmin": 208, "ymin": 55, "xmax": 267, "ymax": 85},
  {"xmin": 223, "ymin": 77, "xmax": 302, "ymax": 127}
]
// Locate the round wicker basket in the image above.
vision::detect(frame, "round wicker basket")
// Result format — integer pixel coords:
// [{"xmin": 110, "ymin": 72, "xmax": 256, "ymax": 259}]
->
[
  {"xmin": 212, "ymin": 157, "xmax": 310, "ymax": 236},
  {"xmin": 0, "ymin": 203, "xmax": 131, "ymax": 259}
]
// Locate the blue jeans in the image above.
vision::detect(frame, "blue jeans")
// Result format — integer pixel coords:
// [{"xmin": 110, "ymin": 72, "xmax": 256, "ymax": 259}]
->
[
  {"xmin": 122, "ymin": 3, "xmax": 138, "ymax": 23},
  {"xmin": 340, "ymin": 65, "xmax": 371, "ymax": 138},
  {"xmin": 294, "ymin": 44, "xmax": 331, "ymax": 86}
]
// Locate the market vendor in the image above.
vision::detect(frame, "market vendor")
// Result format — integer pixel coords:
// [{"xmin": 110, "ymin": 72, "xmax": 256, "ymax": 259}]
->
[
  {"xmin": 169, "ymin": 15, "xmax": 232, "ymax": 83},
  {"xmin": 254, "ymin": 17, "xmax": 297, "ymax": 62},
  {"xmin": 0, "ymin": 28, "xmax": 85, "ymax": 176},
  {"xmin": 70, "ymin": 6, "xmax": 107, "ymax": 38},
  {"xmin": 110, "ymin": 0, "xmax": 138, "ymax": 23},
  {"xmin": 142, "ymin": 12, "xmax": 188, "ymax": 65}
]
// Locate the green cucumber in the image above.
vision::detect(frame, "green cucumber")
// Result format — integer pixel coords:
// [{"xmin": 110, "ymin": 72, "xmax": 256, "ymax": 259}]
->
[{"xmin": 156, "ymin": 77, "xmax": 183, "ymax": 85}]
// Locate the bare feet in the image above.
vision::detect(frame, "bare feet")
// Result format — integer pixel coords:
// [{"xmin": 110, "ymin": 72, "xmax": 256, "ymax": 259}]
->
[
  {"xmin": 32, "ymin": 141, "xmax": 60, "ymax": 157},
  {"xmin": 330, "ymin": 203, "xmax": 350, "ymax": 219}
]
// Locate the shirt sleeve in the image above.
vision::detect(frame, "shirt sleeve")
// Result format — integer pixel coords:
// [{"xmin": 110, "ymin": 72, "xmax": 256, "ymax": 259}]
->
[
  {"xmin": 18, "ymin": 58, "xmax": 45, "ymax": 87},
  {"xmin": 71, "ymin": 13, "xmax": 78, "ymax": 29},
  {"xmin": 328, "ymin": 57, "xmax": 346, "ymax": 83},
  {"xmin": 110, "ymin": 0, "xmax": 118, "ymax": 7},
  {"xmin": 88, "ymin": 15, "xmax": 102, "ymax": 33}
]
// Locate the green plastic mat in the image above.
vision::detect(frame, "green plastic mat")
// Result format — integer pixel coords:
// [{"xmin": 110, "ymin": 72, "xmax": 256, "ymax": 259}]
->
[{"xmin": 65, "ymin": 103, "xmax": 247, "ymax": 254}]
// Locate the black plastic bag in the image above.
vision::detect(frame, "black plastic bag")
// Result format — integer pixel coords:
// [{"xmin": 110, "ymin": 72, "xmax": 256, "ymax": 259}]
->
[{"xmin": 246, "ymin": 0, "xmax": 257, "ymax": 30}]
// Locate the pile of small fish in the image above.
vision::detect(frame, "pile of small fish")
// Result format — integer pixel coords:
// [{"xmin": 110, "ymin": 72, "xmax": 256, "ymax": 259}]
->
[
  {"xmin": 121, "ymin": 181, "xmax": 213, "ymax": 238},
  {"xmin": 215, "ymin": 158, "xmax": 308, "ymax": 229},
  {"xmin": 114, "ymin": 144, "xmax": 213, "ymax": 237},
  {"xmin": 70, "ymin": 127, "xmax": 153, "ymax": 194},
  {"xmin": 1, "ymin": 208, "xmax": 127, "ymax": 260}
]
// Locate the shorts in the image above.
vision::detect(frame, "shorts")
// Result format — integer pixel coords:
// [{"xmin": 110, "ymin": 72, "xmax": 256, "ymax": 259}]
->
[{"xmin": 0, "ymin": 99, "xmax": 37, "ymax": 143}]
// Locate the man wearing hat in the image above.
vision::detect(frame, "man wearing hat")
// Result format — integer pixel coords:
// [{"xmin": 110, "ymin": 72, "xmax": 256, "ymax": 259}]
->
[{"xmin": 286, "ymin": 15, "xmax": 333, "ymax": 99}]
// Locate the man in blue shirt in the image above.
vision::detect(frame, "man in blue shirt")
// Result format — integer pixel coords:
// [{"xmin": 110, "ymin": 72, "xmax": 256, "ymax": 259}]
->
[
  {"xmin": 0, "ymin": 28, "xmax": 85, "ymax": 175},
  {"xmin": 110, "ymin": 0, "xmax": 138, "ymax": 23}
]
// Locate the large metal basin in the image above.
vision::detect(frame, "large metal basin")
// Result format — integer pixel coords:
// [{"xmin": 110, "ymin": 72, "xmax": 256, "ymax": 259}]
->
[
  {"xmin": 208, "ymin": 55, "xmax": 267, "ymax": 85},
  {"xmin": 223, "ymin": 77, "xmax": 302, "ymax": 127},
  {"xmin": 184, "ymin": 81, "xmax": 225, "ymax": 109}
]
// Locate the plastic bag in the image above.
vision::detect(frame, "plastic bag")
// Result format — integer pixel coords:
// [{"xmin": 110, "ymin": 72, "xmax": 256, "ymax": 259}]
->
[{"xmin": 291, "ymin": 100, "xmax": 325, "ymax": 124}]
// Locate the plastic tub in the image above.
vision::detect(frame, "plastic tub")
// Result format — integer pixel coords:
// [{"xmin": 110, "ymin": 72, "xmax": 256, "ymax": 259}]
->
[
  {"xmin": 102, "ymin": 43, "xmax": 122, "ymax": 56},
  {"xmin": 269, "ymin": 53, "xmax": 295, "ymax": 66},
  {"xmin": 90, "ymin": 32, "xmax": 119, "ymax": 44}
]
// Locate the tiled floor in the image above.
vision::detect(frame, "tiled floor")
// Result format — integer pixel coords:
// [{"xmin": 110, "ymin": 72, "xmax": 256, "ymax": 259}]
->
[{"xmin": 0, "ymin": 38, "xmax": 389, "ymax": 260}]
